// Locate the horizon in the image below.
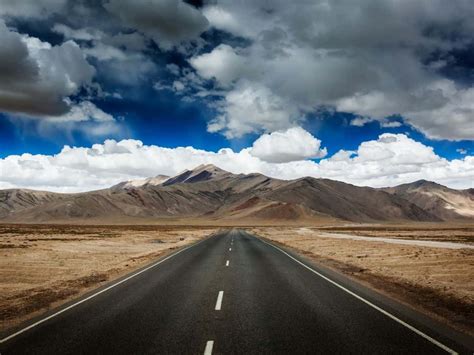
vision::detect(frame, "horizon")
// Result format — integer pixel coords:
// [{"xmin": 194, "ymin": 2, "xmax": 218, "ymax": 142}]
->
[{"xmin": 2, "ymin": 161, "xmax": 463, "ymax": 194}]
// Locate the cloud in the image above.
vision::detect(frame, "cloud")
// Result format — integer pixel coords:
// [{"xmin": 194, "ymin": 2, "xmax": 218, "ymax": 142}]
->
[
  {"xmin": 0, "ymin": 20, "xmax": 95, "ymax": 117},
  {"xmin": 43, "ymin": 100, "xmax": 114, "ymax": 123},
  {"xmin": 189, "ymin": 44, "xmax": 248, "ymax": 87},
  {"xmin": 249, "ymin": 127, "xmax": 327, "ymax": 163},
  {"xmin": 52, "ymin": 24, "xmax": 104, "ymax": 41},
  {"xmin": 350, "ymin": 117, "xmax": 374, "ymax": 127},
  {"xmin": 1, "ymin": 132, "xmax": 472, "ymax": 192},
  {"xmin": 0, "ymin": 0, "xmax": 66, "ymax": 18},
  {"xmin": 189, "ymin": 0, "xmax": 474, "ymax": 140},
  {"xmin": 207, "ymin": 81, "xmax": 302, "ymax": 138},
  {"xmin": 202, "ymin": 6, "xmax": 242, "ymax": 38},
  {"xmin": 104, "ymin": 0, "xmax": 209, "ymax": 50},
  {"xmin": 350, "ymin": 116, "xmax": 402, "ymax": 128}
]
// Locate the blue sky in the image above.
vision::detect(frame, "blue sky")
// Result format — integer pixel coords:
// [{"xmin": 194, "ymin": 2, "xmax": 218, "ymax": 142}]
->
[{"xmin": 0, "ymin": 0, "xmax": 473, "ymax": 191}]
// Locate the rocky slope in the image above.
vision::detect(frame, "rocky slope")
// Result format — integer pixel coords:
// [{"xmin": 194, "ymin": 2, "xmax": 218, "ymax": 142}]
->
[
  {"xmin": 383, "ymin": 180, "xmax": 474, "ymax": 220},
  {"xmin": 0, "ymin": 164, "xmax": 471, "ymax": 223}
]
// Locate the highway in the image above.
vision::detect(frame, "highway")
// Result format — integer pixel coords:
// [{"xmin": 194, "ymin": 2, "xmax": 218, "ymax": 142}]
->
[{"xmin": 1, "ymin": 229, "xmax": 472, "ymax": 354}]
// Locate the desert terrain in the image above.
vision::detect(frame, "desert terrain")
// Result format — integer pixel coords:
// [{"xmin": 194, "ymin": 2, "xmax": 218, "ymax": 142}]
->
[
  {"xmin": 0, "ymin": 224, "xmax": 217, "ymax": 331},
  {"xmin": 249, "ymin": 224, "xmax": 474, "ymax": 335},
  {"xmin": 1, "ymin": 222, "xmax": 473, "ymax": 338}
]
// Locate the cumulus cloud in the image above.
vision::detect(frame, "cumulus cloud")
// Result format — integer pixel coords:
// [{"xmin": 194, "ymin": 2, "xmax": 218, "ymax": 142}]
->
[
  {"xmin": 0, "ymin": 20, "xmax": 95, "ymax": 116},
  {"xmin": 189, "ymin": 44, "xmax": 248, "ymax": 87},
  {"xmin": 207, "ymin": 81, "xmax": 302, "ymax": 138},
  {"xmin": 190, "ymin": 0, "xmax": 474, "ymax": 140},
  {"xmin": 104, "ymin": 0, "xmax": 209, "ymax": 50},
  {"xmin": 1, "ymin": 132, "xmax": 472, "ymax": 192},
  {"xmin": 249, "ymin": 127, "xmax": 327, "ymax": 163}
]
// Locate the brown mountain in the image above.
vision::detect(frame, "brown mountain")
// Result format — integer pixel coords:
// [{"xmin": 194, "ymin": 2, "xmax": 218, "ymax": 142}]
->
[
  {"xmin": 383, "ymin": 180, "xmax": 474, "ymax": 220},
  {"xmin": 0, "ymin": 164, "xmax": 471, "ymax": 223}
]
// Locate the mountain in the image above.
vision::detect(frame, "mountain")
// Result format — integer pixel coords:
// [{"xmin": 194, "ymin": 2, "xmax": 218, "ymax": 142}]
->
[
  {"xmin": 383, "ymin": 180, "xmax": 474, "ymax": 220},
  {"xmin": 112, "ymin": 175, "xmax": 170, "ymax": 189},
  {"xmin": 0, "ymin": 165, "xmax": 471, "ymax": 223},
  {"xmin": 163, "ymin": 164, "xmax": 233, "ymax": 185},
  {"xmin": 0, "ymin": 189, "xmax": 65, "ymax": 219}
]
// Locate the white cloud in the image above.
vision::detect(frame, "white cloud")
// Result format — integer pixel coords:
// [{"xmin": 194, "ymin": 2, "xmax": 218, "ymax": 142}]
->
[
  {"xmin": 189, "ymin": 1, "xmax": 474, "ymax": 140},
  {"xmin": 189, "ymin": 44, "xmax": 248, "ymax": 87},
  {"xmin": 43, "ymin": 101, "xmax": 114, "ymax": 123},
  {"xmin": 202, "ymin": 6, "xmax": 242, "ymax": 37},
  {"xmin": 250, "ymin": 127, "xmax": 327, "ymax": 163},
  {"xmin": 104, "ymin": 0, "xmax": 208, "ymax": 50},
  {"xmin": 207, "ymin": 81, "xmax": 302, "ymax": 138},
  {"xmin": 350, "ymin": 117, "xmax": 374, "ymax": 127},
  {"xmin": 172, "ymin": 80, "xmax": 185, "ymax": 92},
  {"xmin": 1, "ymin": 132, "xmax": 472, "ymax": 192}
]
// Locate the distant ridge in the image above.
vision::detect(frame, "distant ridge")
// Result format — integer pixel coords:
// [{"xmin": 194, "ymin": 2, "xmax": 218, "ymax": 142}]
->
[{"xmin": 1, "ymin": 164, "xmax": 472, "ymax": 223}]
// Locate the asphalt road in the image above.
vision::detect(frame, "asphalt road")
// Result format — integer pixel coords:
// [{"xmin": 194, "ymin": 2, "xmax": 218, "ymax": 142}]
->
[{"xmin": 1, "ymin": 229, "xmax": 472, "ymax": 354}]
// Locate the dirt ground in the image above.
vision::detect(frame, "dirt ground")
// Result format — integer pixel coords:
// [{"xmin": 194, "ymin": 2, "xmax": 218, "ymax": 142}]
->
[
  {"xmin": 249, "ymin": 224, "xmax": 474, "ymax": 336},
  {"xmin": 0, "ymin": 224, "xmax": 217, "ymax": 332},
  {"xmin": 2, "ymin": 223, "xmax": 473, "ymax": 337}
]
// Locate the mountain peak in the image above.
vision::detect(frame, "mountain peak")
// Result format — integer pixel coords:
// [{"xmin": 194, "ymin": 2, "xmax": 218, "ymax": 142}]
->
[
  {"xmin": 192, "ymin": 163, "xmax": 228, "ymax": 173},
  {"xmin": 407, "ymin": 180, "xmax": 445, "ymax": 189},
  {"xmin": 163, "ymin": 164, "xmax": 233, "ymax": 186},
  {"xmin": 113, "ymin": 175, "xmax": 170, "ymax": 189}
]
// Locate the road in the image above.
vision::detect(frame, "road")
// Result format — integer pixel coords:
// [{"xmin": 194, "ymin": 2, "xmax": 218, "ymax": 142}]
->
[{"xmin": 1, "ymin": 229, "xmax": 472, "ymax": 354}]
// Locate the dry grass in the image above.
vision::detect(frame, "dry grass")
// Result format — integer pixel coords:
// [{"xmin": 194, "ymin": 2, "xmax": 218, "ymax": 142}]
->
[
  {"xmin": 0, "ymin": 224, "xmax": 217, "ymax": 331},
  {"xmin": 2, "ymin": 222, "xmax": 473, "ymax": 337},
  {"xmin": 249, "ymin": 224, "xmax": 474, "ymax": 336}
]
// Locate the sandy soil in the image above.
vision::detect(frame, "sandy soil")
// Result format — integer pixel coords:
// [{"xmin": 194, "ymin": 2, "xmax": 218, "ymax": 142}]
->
[
  {"xmin": 0, "ymin": 224, "xmax": 217, "ymax": 332},
  {"xmin": 249, "ymin": 225, "xmax": 474, "ymax": 336}
]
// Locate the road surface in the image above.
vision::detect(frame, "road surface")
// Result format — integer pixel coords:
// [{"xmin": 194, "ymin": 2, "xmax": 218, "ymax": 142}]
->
[{"xmin": 1, "ymin": 229, "xmax": 472, "ymax": 354}]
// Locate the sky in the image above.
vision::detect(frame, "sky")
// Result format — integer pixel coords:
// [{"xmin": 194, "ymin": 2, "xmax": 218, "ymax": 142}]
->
[{"xmin": 0, "ymin": 0, "xmax": 473, "ymax": 192}]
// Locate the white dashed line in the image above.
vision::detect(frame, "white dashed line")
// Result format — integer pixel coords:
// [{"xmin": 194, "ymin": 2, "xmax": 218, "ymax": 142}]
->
[
  {"xmin": 204, "ymin": 340, "xmax": 214, "ymax": 355},
  {"xmin": 229, "ymin": 248, "xmax": 232, "ymax": 251},
  {"xmin": 226, "ymin": 260, "xmax": 229, "ymax": 266},
  {"xmin": 215, "ymin": 291, "xmax": 224, "ymax": 310}
]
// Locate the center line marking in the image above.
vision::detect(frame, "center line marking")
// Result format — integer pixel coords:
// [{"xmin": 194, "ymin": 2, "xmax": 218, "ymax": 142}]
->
[
  {"xmin": 215, "ymin": 291, "xmax": 224, "ymax": 310},
  {"xmin": 229, "ymin": 247, "xmax": 232, "ymax": 251},
  {"xmin": 226, "ymin": 260, "xmax": 229, "ymax": 266},
  {"xmin": 204, "ymin": 340, "xmax": 214, "ymax": 355}
]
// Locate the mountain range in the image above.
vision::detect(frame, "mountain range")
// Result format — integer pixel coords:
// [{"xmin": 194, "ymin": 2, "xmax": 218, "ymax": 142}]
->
[{"xmin": 1, "ymin": 164, "xmax": 473, "ymax": 223}]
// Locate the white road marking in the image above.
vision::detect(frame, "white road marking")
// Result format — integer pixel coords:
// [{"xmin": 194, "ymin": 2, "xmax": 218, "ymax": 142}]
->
[
  {"xmin": 204, "ymin": 340, "xmax": 214, "ymax": 355},
  {"xmin": 257, "ymin": 236, "xmax": 458, "ymax": 355},
  {"xmin": 229, "ymin": 248, "xmax": 232, "ymax": 251},
  {"xmin": 0, "ymin": 236, "xmax": 215, "ymax": 344},
  {"xmin": 215, "ymin": 291, "xmax": 224, "ymax": 310},
  {"xmin": 226, "ymin": 260, "xmax": 229, "ymax": 266}
]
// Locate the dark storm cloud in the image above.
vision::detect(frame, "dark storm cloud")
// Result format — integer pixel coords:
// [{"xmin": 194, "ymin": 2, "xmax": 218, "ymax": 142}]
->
[
  {"xmin": 103, "ymin": 0, "xmax": 209, "ymax": 50},
  {"xmin": 0, "ymin": 0, "xmax": 473, "ymax": 142},
  {"xmin": 0, "ymin": 20, "xmax": 95, "ymax": 116}
]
